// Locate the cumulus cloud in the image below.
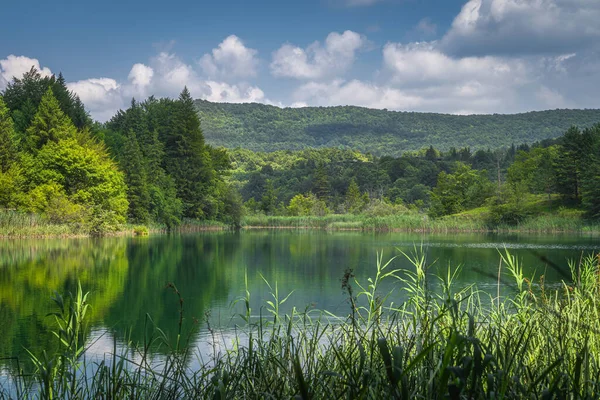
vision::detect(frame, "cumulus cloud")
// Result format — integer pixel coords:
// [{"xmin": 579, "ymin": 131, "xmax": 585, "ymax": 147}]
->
[
  {"xmin": 382, "ymin": 42, "xmax": 528, "ymax": 87},
  {"xmin": 67, "ymin": 78, "xmax": 124, "ymax": 122},
  {"xmin": 128, "ymin": 63, "xmax": 154, "ymax": 87},
  {"xmin": 63, "ymin": 48, "xmax": 269, "ymax": 121},
  {"xmin": 270, "ymin": 30, "xmax": 367, "ymax": 79},
  {"xmin": 202, "ymin": 81, "xmax": 265, "ymax": 103},
  {"xmin": 291, "ymin": 76, "xmax": 528, "ymax": 114},
  {"xmin": 293, "ymin": 79, "xmax": 423, "ymax": 110},
  {"xmin": 199, "ymin": 35, "xmax": 259, "ymax": 79},
  {"xmin": 441, "ymin": 0, "xmax": 600, "ymax": 57},
  {"xmin": 0, "ymin": 55, "xmax": 52, "ymax": 89}
]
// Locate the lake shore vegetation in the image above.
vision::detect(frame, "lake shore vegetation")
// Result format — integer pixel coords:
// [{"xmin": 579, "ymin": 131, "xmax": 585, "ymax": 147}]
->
[{"xmin": 2, "ymin": 250, "xmax": 599, "ymax": 399}]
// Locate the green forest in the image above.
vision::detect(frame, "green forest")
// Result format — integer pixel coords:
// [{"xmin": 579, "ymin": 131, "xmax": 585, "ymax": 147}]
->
[
  {"xmin": 195, "ymin": 99, "xmax": 600, "ymax": 154},
  {"xmin": 2, "ymin": 67, "xmax": 600, "ymax": 235}
]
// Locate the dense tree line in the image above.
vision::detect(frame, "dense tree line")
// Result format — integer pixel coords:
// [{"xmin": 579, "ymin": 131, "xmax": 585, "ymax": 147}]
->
[
  {"xmin": 97, "ymin": 90, "xmax": 241, "ymax": 227},
  {"xmin": 230, "ymin": 128, "xmax": 600, "ymax": 224},
  {"xmin": 196, "ymin": 99, "xmax": 600, "ymax": 155},
  {"xmin": 2, "ymin": 67, "xmax": 600, "ymax": 233},
  {"xmin": 229, "ymin": 145, "xmax": 516, "ymax": 215},
  {"xmin": 0, "ymin": 69, "xmax": 241, "ymax": 233},
  {"xmin": 0, "ymin": 72, "xmax": 127, "ymax": 233}
]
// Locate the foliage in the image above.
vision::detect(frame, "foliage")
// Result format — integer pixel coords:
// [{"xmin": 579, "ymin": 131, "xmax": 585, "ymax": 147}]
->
[
  {"xmin": 5, "ymin": 251, "xmax": 600, "ymax": 398},
  {"xmin": 2, "ymin": 68, "xmax": 90, "ymax": 133},
  {"xmin": 287, "ymin": 192, "xmax": 329, "ymax": 216},
  {"xmin": 485, "ymin": 182, "xmax": 531, "ymax": 226},
  {"xmin": 429, "ymin": 162, "xmax": 495, "ymax": 217},
  {"xmin": 0, "ymin": 96, "xmax": 17, "ymax": 173},
  {"xmin": 195, "ymin": 99, "xmax": 600, "ymax": 154},
  {"xmin": 1, "ymin": 83, "xmax": 128, "ymax": 234}
]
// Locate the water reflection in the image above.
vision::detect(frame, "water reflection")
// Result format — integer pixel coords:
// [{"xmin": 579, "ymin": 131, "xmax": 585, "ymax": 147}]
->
[{"xmin": 0, "ymin": 231, "xmax": 598, "ymax": 369}]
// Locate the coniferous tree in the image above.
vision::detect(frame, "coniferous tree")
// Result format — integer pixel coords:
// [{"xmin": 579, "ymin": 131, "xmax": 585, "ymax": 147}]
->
[
  {"xmin": 0, "ymin": 97, "xmax": 17, "ymax": 173},
  {"xmin": 2, "ymin": 67, "xmax": 89, "ymax": 132},
  {"xmin": 313, "ymin": 163, "xmax": 330, "ymax": 200},
  {"xmin": 25, "ymin": 88, "xmax": 76, "ymax": 152},
  {"xmin": 121, "ymin": 129, "xmax": 151, "ymax": 223},
  {"xmin": 106, "ymin": 97, "xmax": 185, "ymax": 226},
  {"xmin": 261, "ymin": 179, "xmax": 277, "ymax": 215},
  {"xmin": 0, "ymin": 97, "xmax": 24, "ymax": 208},
  {"xmin": 581, "ymin": 125, "xmax": 600, "ymax": 218},
  {"xmin": 52, "ymin": 73, "xmax": 91, "ymax": 129},
  {"xmin": 345, "ymin": 177, "xmax": 362, "ymax": 214},
  {"xmin": 164, "ymin": 87, "xmax": 215, "ymax": 218},
  {"xmin": 555, "ymin": 127, "xmax": 588, "ymax": 203}
]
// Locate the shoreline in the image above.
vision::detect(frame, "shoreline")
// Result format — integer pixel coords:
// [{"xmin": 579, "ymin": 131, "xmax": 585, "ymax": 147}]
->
[
  {"xmin": 0, "ymin": 222, "xmax": 228, "ymax": 239},
  {"xmin": 3, "ymin": 221, "xmax": 600, "ymax": 239}
]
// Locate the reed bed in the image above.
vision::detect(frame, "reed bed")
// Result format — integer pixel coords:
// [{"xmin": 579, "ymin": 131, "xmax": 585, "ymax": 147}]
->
[
  {"xmin": 0, "ymin": 210, "xmax": 83, "ymax": 238},
  {"xmin": 243, "ymin": 213, "xmax": 490, "ymax": 232},
  {"xmin": 243, "ymin": 213, "xmax": 600, "ymax": 234},
  {"xmin": 1, "ymin": 249, "xmax": 600, "ymax": 399}
]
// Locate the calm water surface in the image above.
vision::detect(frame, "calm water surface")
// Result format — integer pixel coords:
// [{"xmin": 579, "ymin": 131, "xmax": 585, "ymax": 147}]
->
[{"xmin": 1, "ymin": 230, "xmax": 599, "ymax": 368}]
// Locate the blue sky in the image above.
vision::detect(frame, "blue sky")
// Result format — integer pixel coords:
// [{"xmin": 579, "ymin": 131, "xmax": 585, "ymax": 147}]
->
[{"xmin": 1, "ymin": 0, "xmax": 599, "ymax": 121}]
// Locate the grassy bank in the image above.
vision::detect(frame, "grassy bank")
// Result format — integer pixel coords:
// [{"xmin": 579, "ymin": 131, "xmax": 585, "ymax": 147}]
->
[
  {"xmin": 3, "ymin": 207, "xmax": 600, "ymax": 239},
  {"xmin": 2, "ymin": 250, "xmax": 600, "ymax": 399},
  {"xmin": 0, "ymin": 210, "xmax": 228, "ymax": 239},
  {"xmin": 242, "ymin": 213, "xmax": 488, "ymax": 232},
  {"xmin": 242, "ymin": 212, "xmax": 600, "ymax": 233}
]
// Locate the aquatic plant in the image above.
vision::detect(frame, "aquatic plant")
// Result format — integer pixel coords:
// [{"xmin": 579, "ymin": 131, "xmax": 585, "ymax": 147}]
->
[{"xmin": 2, "ymin": 249, "xmax": 599, "ymax": 399}]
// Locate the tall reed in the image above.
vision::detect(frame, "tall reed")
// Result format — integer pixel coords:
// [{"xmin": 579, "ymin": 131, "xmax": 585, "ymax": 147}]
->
[{"xmin": 2, "ymin": 249, "xmax": 599, "ymax": 399}]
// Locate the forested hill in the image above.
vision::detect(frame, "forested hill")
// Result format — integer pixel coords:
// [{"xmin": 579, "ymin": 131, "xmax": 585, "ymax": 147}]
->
[{"xmin": 195, "ymin": 100, "xmax": 600, "ymax": 155}]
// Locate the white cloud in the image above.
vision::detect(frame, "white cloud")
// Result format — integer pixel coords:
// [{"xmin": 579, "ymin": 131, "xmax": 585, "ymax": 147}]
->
[
  {"xmin": 293, "ymin": 79, "xmax": 423, "ymax": 110},
  {"xmin": 291, "ymin": 76, "xmax": 527, "ymax": 114},
  {"xmin": 0, "ymin": 55, "xmax": 52, "ymax": 89},
  {"xmin": 441, "ymin": 0, "xmax": 600, "ymax": 56},
  {"xmin": 128, "ymin": 63, "xmax": 154, "ymax": 87},
  {"xmin": 203, "ymin": 81, "xmax": 265, "ymax": 103},
  {"xmin": 64, "ymin": 46, "xmax": 269, "ymax": 121},
  {"xmin": 67, "ymin": 78, "xmax": 124, "ymax": 122},
  {"xmin": 270, "ymin": 30, "xmax": 367, "ymax": 79},
  {"xmin": 199, "ymin": 35, "xmax": 259, "ymax": 79},
  {"xmin": 382, "ymin": 42, "xmax": 528, "ymax": 87}
]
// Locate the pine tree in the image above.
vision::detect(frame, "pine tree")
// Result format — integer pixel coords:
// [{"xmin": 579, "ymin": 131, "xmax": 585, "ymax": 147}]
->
[
  {"xmin": 0, "ymin": 97, "xmax": 23, "ymax": 208},
  {"xmin": 313, "ymin": 163, "xmax": 330, "ymax": 200},
  {"xmin": 0, "ymin": 97, "xmax": 17, "ymax": 173},
  {"xmin": 555, "ymin": 127, "xmax": 589, "ymax": 203},
  {"xmin": 52, "ymin": 72, "xmax": 90, "ymax": 129},
  {"xmin": 425, "ymin": 145, "xmax": 437, "ymax": 161},
  {"xmin": 261, "ymin": 179, "xmax": 277, "ymax": 215},
  {"xmin": 581, "ymin": 125, "xmax": 600, "ymax": 218},
  {"xmin": 2, "ymin": 67, "xmax": 90, "ymax": 132},
  {"xmin": 163, "ymin": 87, "xmax": 215, "ymax": 218},
  {"xmin": 121, "ymin": 129, "xmax": 151, "ymax": 223},
  {"xmin": 345, "ymin": 177, "xmax": 362, "ymax": 214},
  {"xmin": 25, "ymin": 88, "xmax": 76, "ymax": 152}
]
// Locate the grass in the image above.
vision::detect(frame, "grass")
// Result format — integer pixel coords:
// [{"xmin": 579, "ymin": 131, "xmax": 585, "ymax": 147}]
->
[
  {"xmin": 243, "ymin": 196, "xmax": 600, "ymax": 234},
  {"xmin": 0, "ymin": 210, "xmax": 85, "ymax": 238},
  {"xmin": 2, "ymin": 249, "xmax": 600, "ymax": 399},
  {"xmin": 0, "ymin": 209, "xmax": 228, "ymax": 239},
  {"xmin": 242, "ymin": 213, "xmax": 490, "ymax": 232}
]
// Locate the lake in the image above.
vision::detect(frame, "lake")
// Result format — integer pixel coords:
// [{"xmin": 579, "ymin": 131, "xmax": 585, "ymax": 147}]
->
[{"xmin": 1, "ymin": 230, "xmax": 599, "ymax": 369}]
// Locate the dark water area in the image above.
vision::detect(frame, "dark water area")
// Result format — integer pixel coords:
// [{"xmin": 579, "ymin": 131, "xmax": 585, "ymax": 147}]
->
[{"xmin": 1, "ymin": 230, "xmax": 598, "ymax": 368}]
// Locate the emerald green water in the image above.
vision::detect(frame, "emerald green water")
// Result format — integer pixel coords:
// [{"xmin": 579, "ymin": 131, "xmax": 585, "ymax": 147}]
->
[{"xmin": 0, "ymin": 231, "xmax": 598, "ymax": 367}]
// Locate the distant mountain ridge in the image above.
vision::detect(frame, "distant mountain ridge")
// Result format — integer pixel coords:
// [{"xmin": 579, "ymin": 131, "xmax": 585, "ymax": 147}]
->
[{"xmin": 194, "ymin": 100, "xmax": 600, "ymax": 155}]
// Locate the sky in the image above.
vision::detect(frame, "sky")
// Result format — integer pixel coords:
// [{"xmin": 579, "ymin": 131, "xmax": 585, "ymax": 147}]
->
[{"xmin": 1, "ymin": 0, "xmax": 599, "ymax": 121}]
